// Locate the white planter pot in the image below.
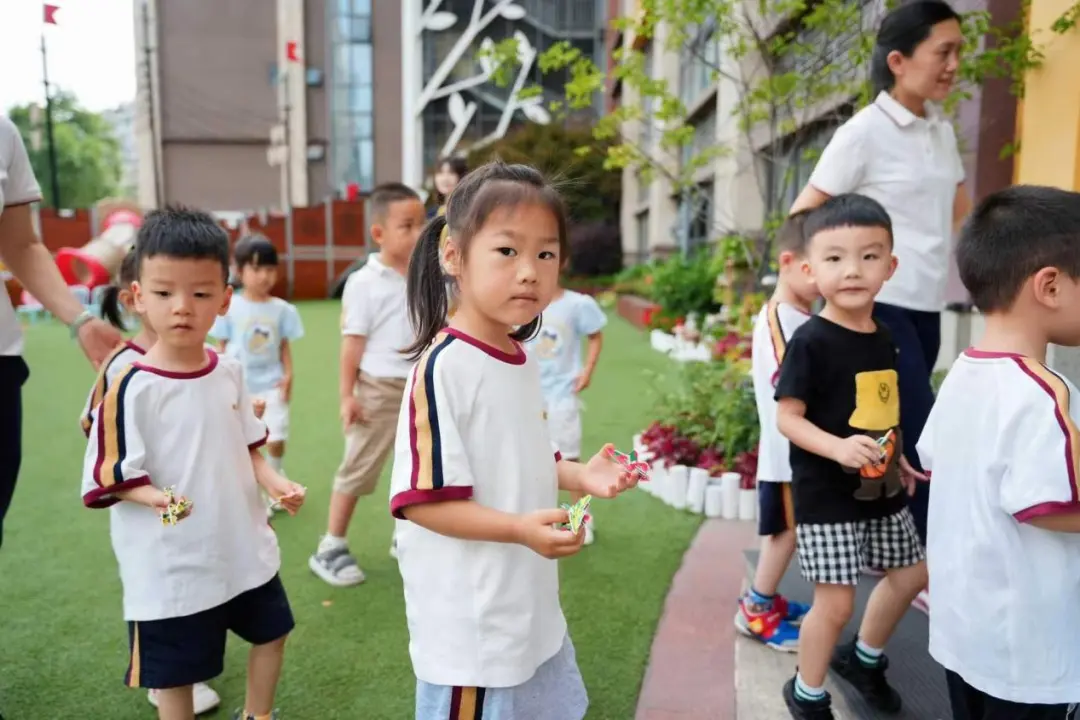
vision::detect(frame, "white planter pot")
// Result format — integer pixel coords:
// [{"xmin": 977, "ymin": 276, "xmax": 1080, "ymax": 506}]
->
[
  {"xmin": 704, "ymin": 485, "xmax": 724, "ymax": 518},
  {"xmin": 720, "ymin": 472, "xmax": 740, "ymax": 520},
  {"xmin": 650, "ymin": 329, "xmax": 676, "ymax": 353},
  {"xmin": 687, "ymin": 468, "xmax": 709, "ymax": 514},
  {"xmin": 647, "ymin": 461, "xmax": 667, "ymax": 497},
  {"xmin": 738, "ymin": 487, "xmax": 757, "ymax": 521},
  {"xmin": 667, "ymin": 465, "xmax": 689, "ymax": 510}
]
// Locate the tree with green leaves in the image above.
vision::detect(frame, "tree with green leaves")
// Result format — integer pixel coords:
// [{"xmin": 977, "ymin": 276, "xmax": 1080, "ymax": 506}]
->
[
  {"xmin": 485, "ymin": 0, "xmax": 1080, "ymax": 271},
  {"xmin": 8, "ymin": 91, "xmax": 123, "ymax": 209},
  {"xmin": 465, "ymin": 122, "xmax": 622, "ymax": 223}
]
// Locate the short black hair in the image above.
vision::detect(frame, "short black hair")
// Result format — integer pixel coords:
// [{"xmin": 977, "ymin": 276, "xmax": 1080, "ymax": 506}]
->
[
  {"xmin": 234, "ymin": 233, "xmax": 279, "ymax": 268},
  {"xmin": 804, "ymin": 193, "xmax": 894, "ymax": 247},
  {"xmin": 776, "ymin": 209, "xmax": 813, "ymax": 255},
  {"xmin": 957, "ymin": 185, "xmax": 1080, "ymax": 313},
  {"xmin": 369, "ymin": 182, "xmax": 421, "ymax": 224},
  {"xmin": 135, "ymin": 206, "xmax": 230, "ymax": 282}
]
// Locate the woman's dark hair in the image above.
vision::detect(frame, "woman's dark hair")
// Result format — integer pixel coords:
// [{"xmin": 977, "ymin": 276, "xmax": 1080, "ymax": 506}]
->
[
  {"xmin": 234, "ymin": 233, "xmax": 279, "ymax": 268},
  {"xmin": 434, "ymin": 156, "xmax": 469, "ymax": 203},
  {"xmin": 871, "ymin": 0, "xmax": 961, "ymax": 96},
  {"xmin": 101, "ymin": 248, "xmax": 140, "ymax": 330},
  {"xmin": 404, "ymin": 161, "xmax": 569, "ymax": 361}
]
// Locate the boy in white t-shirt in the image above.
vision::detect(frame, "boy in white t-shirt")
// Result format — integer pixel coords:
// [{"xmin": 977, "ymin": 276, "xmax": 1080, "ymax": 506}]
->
[
  {"xmin": 309, "ymin": 183, "xmax": 426, "ymax": 586},
  {"xmin": 918, "ymin": 186, "xmax": 1080, "ymax": 720},
  {"xmin": 524, "ymin": 282, "xmax": 606, "ymax": 544},
  {"xmin": 211, "ymin": 235, "xmax": 303, "ymax": 494},
  {"xmin": 736, "ymin": 211, "xmax": 817, "ymax": 652},
  {"xmin": 81, "ymin": 207, "xmax": 306, "ymax": 720}
]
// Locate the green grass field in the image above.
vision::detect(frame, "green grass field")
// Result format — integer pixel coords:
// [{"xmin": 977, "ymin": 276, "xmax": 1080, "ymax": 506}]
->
[{"xmin": 0, "ymin": 303, "xmax": 701, "ymax": 719}]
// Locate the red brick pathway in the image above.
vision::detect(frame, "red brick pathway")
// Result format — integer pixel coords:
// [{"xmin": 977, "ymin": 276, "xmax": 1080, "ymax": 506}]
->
[{"xmin": 635, "ymin": 520, "xmax": 758, "ymax": 720}]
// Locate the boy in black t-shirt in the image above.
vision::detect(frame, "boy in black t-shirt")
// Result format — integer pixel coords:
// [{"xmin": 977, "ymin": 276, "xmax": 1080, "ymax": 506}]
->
[{"xmin": 775, "ymin": 194, "xmax": 928, "ymax": 720}]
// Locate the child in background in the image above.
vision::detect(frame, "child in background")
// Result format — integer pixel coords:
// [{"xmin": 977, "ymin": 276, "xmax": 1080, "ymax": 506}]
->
[
  {"xmin": 775, "ymin": 195, "xmax": 928, "ymax": 719},
  {"xmin": 919, "ymin": 186, "xmax": 1080, "ymax": 720},
  {"xmin": 210, "ymin": 235, "xmax": 303, "ymax": 492},
  {"xmin": 309, "ymin": 183, "xmax": 426, "ymax": 586},
  {"xmin": 391, "ymin": 161, "xmax": 637, "ymax": 720},
  {"xmin": 81, "ymin": 207, "xmax": 305, "ymax": 720},
  {"xmin": 735, "ymin": 211, "xmax": 817, "ymax": 652},
  {"xmin": 79, "ymin": 248, "xmax": 223, "ymax": 714},
  {"xmin": 524, "ymin": 276, "xmax": 606, "ymax": 545}
]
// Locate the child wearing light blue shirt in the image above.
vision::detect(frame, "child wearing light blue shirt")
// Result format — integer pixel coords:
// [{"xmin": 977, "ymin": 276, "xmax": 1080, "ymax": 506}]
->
[
  {"xmin": 526, "ymin": 287, "xmax": 607, "ymax": 544},
  {"xmin": 210, "ymin": 236, "xmax": 303, "ymax": 490}
]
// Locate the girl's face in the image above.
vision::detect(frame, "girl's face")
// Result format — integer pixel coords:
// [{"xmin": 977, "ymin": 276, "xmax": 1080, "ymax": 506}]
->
[
  {"xmin": 434, "ymin": 163, "xmax": 461, "ymax": 197},
  {"xmin": 890, "ymin": 19, "xmax": 963, "ymax": 103},
  {"xmin": 446, "ymin": 203, "xmax": 562, "ymax": 333}
]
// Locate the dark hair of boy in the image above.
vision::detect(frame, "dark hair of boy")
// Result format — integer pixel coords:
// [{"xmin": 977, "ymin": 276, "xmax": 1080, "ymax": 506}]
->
[
  {"xmin": 135, "ymin": 206, "xmax": 231, "ymax": 282},
  {"xmin": 101, "ymin": 248, "xmax": 139, "ymax": 331},
  {"xmin": 403, "ymin": 161, "xmax": 569, "ymax": 361},
  {"xmin": 803, "ymin": 193, "xmax": 894, "ymax": 247},
  {"xmin": 234, "ymin": 234, "xmax": 279, "ymax": 269},
  {"xmin": 775, "ymin": 209, "xmax": 813, "ymax": 255},
  {"xmin": 957, "ymin": 185, "xmax": 1080, "ymax": 313},
  {"xmin": 369, "ymin": 182, "xmax": 422, "ymax": 225}
]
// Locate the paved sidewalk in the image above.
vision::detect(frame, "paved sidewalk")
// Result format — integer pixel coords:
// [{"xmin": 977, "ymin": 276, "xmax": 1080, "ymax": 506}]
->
[{"xmin": 634, "ymin": 520, "xmax": 756, "ymax": 720}]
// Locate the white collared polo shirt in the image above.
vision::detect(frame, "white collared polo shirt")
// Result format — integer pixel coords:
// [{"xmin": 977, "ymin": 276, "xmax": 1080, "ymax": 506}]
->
[
  {"xmin": 340, "ymin": 252, "xmax": 415, "ymax": 378},
  {"xmin": 808, "ymin": 92, "xmax": 965, "ymax": 312}
]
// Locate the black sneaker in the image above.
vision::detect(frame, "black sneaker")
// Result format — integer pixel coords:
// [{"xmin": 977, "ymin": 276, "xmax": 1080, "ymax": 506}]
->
[
  {"xmin": 829, "ymin": 639, "xmax": 902, "ymax": 713},
  {"xmin": 783, "ymin": 676, "xmax": 836, "ymax": 719}
]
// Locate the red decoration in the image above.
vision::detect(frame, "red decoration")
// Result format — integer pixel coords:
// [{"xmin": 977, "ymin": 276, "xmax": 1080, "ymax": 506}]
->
[
  {"xmin": 345, "ymin": 183, "xmax": 360, "ymax": 201},
  {"xmin": 285, "ymin": 41, "xmax": 300, "ymax": 63},
  {"xmin": 43, "ymin": 3, "xmax": 60, "ymax": 24}
]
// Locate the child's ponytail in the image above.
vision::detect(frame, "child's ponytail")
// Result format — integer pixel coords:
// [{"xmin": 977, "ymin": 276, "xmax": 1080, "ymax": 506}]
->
[
  {"xmin": 100, "ymin": 247, "xmax": 140, "ymax": 332},
  {"xmin": 404, "ymin": 214, "xmax": 450, "ymax": 361},
  {"xmin": 100, "ymin": 285, "xmax": 126, "ymax": 330}
]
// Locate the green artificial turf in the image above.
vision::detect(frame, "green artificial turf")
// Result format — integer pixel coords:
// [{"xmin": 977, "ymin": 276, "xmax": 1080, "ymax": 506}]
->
[{"xmin": 0, "ymin": 303, "xmax": 701, "ymax": 719}]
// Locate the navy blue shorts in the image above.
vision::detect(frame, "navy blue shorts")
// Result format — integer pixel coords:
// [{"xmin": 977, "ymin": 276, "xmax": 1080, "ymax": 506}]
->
[
  {"xmin": 758, "ymin": 481, "xmax": 795, "ymax": 537},
  {"xmin": 125, "ymin": 573, "xmax": 294, "ymax": 689}
]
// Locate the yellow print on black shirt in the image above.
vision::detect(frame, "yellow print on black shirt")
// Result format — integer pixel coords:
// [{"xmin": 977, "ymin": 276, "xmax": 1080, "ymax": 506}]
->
[{"xmin": 848, "ymin": 369, "xmax": 903, "ymax": 500}]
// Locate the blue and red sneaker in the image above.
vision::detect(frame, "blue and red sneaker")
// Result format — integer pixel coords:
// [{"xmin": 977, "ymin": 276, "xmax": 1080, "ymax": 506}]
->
[
  {"xmin": 773, "ymin": 593, "xmax": 811, "ymax": 625},
  {"xmin": 734, "ymin": 595, "xmax": 801, "ymax": 652}
]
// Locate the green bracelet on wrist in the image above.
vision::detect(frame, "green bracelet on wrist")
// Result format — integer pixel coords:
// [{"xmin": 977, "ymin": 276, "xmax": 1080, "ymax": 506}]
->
[{"xmin": 69, "ymin": 309, "xmax": 95, "ymax": 339}]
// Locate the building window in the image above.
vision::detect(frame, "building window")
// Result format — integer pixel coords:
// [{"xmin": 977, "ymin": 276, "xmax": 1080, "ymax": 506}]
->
[
  {"xmin": 636, "ymin": 210, "xmax": 650, "ymax": 261},
  {"xmin": 766, "ymin": 122, "xmax": 841, "ymax": 216},
  {"xmin": 772, "ymin": 0, "xmax": 880, "ymax": 83},
  {"xmin": 636, "ymin": 168, "xmax": 649, "ymax": 205},
  {"xmin": 679, "ymin": 181, "xmax": 714, "ymax": 252},
  {"xmin": 330, "ymin": 0, "xmax": 374, "ymax": 192},
  {"xmin": 681, "ymin": 109, "xmax": 716, "ymax": 170},
  {"xmin": 679, "ymin": 22, "xmax": 719, "ymax": 107}
]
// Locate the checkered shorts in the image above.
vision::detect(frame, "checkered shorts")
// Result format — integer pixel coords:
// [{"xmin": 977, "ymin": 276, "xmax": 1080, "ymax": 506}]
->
[{"xmin": 795, "ymin": 507, "xmax": 925, "ymax": 586}]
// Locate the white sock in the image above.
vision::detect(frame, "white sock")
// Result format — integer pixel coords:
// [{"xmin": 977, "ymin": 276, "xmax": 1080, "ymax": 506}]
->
[
  {"xmin": 794, "ymin": 672, "xmax": 826, "ymax": 701},
  {"xmin": 268, "ymin": 455, "xmax": 284, "ymax": 473},
  {"xmin": 318, "ymin": 534, "xmax": 347, "ymax": 554}
]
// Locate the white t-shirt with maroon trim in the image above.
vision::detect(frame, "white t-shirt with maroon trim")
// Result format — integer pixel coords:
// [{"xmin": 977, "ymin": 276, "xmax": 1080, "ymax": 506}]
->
[
  {"xmin": 0, "ymin": 115, "xmax": 43, "ymax": 356},
  {"xmin": 79, "ymin": 340, "xmax": 147, "ymax": 436},
  {"xmin": 918, "ymin": 348, "xmax": 1080, "ymax": 704},
  {"xmin": 80, "ymin": 351, "xmax": 278, "ymax": 622},
  {"xmin": 389, "ymin": 327, "xmax": 567, "ymax": 688},
  {"xmin": 752, "ymin": 301, "xmax": 811, "ymax": 483}
]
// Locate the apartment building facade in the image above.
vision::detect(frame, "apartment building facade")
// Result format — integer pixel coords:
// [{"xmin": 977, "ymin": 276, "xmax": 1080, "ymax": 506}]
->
[{"xmin": 135, "ymin": 0, "xmax": 602, "ymax": 212}]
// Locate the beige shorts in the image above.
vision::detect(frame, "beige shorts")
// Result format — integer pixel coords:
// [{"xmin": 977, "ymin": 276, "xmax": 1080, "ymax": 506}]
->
[{"xmin": 333, "ymin": 372, "xmax": 407, "ymax": 497}]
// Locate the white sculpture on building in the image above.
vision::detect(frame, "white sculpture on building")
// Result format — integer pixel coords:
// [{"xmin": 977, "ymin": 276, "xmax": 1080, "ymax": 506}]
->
[{"xmin": 417, "ymin": 0, "xmax": 552, "ymax": 160}]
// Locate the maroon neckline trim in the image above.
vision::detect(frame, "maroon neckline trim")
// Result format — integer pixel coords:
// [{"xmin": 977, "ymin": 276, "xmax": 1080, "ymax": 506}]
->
[
  {"xmin": 963, "ymin": 348, "xmax": 1025, "ymax": 360},
  {"xmin": 134, "ymin": 348, "xmax": 219, "ymax": 379},
  {"xmin": 444, "ymin": 327, "xmax": 526, "ymax": 365}
]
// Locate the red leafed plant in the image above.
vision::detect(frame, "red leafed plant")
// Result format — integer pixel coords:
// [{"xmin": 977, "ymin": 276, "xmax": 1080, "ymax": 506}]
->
[
  {"xmin": 712, "ymin": 331, "xmax": 752, "ymax": 361},
  {"xmin": 641, "ymin": 421, "xmax": 701, "ymax": 467},
  {"xmin": 731, "ymin": 447, "xmax": 759, "ymax": 490}
]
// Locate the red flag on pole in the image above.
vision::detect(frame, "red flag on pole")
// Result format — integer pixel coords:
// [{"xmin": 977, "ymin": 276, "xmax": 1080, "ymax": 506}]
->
[
  {"xmin": 44, "ymin": 3, "xmax": 60, "ymax": 24},
  {"xmin": 285, "ymin": 41, "xmax": 300, "ymax": 63}
]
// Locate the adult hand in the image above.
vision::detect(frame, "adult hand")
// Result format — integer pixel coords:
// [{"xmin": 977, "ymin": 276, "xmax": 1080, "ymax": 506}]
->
[{"xmin": 77, "ymin": 318, "xmax": 123, "ymax": 369}]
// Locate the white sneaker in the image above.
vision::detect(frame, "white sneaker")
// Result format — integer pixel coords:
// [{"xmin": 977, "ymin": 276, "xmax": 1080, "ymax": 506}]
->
[
  {"xmin": 583, "ymin": 521, "xmax": 595, "ymax": 546},
  {"xmin": 147, "ymin": 683, "xmax": 221, "ymax": 714}
]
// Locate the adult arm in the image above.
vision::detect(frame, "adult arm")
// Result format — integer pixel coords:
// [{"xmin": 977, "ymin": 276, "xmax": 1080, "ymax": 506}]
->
[
  {"xmin": 952, "ymin": 182, "xmax": 972, "ymax": 234},
  {"xmin": 0, "ymin": 204, "xmax": 121, "ymax": 367}
]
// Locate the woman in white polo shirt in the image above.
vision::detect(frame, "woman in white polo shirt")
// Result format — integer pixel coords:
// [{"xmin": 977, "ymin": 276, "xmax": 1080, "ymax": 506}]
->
[
  {"xmin": 0, "ymin": 115, "xmax": 121, "ymax": 549},
  {"xmin": 791, "ymin": 0, "xmax": 972, "ymax": 546}
]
